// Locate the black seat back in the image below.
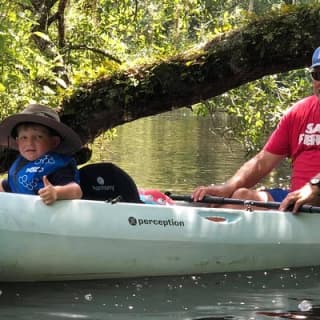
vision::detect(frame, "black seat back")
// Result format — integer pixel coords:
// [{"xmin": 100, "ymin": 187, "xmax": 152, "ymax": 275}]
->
[{"xmin": 79, "ymin": 162, "xmax": 141, "ymax": 203}]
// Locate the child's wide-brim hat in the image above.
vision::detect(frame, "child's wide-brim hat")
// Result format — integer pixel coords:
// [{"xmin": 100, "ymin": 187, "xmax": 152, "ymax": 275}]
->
[{"xmin": 0, "ymin": 104, "xmax": 82, "ymax": 154}]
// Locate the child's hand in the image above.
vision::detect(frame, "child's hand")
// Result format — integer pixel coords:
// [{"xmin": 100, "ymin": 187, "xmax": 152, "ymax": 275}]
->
[{"xmin": 38, "ymin": 176, "xmax": 57, "ymax": 205}]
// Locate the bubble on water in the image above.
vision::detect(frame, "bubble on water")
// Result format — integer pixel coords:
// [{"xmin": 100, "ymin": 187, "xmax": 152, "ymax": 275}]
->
[
  {"xmin": 298, "ymin": 300, "xmax": 312, "ymax": 312},
  {"xmin": 84, "ymin": 293, "xmax": 93, "ymax": 301},
  {"xmin": 167, "ymin": 284, "xmax": 174, "ymax": 290},
  {"xmin": 135, "ymin": 284, "xmax": 143, "ymax": 291}
]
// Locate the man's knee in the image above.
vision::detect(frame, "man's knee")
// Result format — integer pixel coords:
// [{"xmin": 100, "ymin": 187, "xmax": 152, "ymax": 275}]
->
[
  {"xmin": 232, "ymin": 188, "xmax": 251, "ymax": 199},
  {"xmin": 232, "ymin": 187, "xmax": 270, "ymax": 202}
]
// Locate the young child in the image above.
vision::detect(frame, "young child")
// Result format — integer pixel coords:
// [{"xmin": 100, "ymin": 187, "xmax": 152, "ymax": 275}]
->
[{"xmin": 0, "ymin": 103, "xmax": 83, "ymax": 205}]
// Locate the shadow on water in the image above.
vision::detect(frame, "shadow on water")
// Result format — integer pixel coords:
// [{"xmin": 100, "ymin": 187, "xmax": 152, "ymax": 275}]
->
[{"xmin": 1, "ymin": 267, "xmax": 320, "ymax": 319}]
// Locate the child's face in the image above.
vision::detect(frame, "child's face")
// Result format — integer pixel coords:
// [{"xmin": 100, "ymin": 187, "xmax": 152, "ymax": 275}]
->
[{"xmin": 15, "ymin": 124, "xmax": 61, "ymax": 161}]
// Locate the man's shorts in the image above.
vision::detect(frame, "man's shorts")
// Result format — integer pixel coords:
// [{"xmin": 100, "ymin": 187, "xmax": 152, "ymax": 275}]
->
[{"xmin": 265, "ymin": 188, "xmax": 290, "ymax": 202}]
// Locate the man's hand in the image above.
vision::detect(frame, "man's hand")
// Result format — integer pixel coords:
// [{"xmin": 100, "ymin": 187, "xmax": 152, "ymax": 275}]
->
[
  {"xmin": 192, "ymin": 184, "xmax": 234, "ymax": 202},
  {"xmin": 279, "ymin": 183, "xmax": 320, "ymax": 214}
]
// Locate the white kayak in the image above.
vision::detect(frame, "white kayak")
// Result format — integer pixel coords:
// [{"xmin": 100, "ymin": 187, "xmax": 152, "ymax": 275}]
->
[{"xmin": 0, "ymin": 192, "xmax": 319, "ymax": 282}]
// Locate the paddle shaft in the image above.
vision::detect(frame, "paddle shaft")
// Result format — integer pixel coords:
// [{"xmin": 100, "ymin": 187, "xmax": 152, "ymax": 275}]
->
[{"xmin": 168, "ymin": 194, "xmax": 320, "ymax": 213}]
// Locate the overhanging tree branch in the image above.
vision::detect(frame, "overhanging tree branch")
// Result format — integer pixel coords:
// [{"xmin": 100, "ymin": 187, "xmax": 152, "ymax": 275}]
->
[{"xmin": 60, "ymin": 5, "xmax": 320, "ymax": 143}]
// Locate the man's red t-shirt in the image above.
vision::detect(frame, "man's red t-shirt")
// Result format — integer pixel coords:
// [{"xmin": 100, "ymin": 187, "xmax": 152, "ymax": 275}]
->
[{"xmin": 264, "ymin": 95, "xmax": 320, "ymax": 191}]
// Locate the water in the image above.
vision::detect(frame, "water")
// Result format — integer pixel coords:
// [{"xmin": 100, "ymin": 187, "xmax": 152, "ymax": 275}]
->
[
  {"xmin": 1, "ymin": 109, "xmax": 313, "ymax": 320},
  {"xmin": 1, "ymin": 268, "xmax": 320, "ymax": 319},
  {"xmin": 93, "ymin": 109, "xmax": 247, "ymax": 194},
  {"xmin": 93, "ymin": 109, "xmax": 290, "ymax": 194}
]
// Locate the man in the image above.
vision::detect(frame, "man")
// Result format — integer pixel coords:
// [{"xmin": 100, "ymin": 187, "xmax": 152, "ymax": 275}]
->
[{"xmin": 192, "ymin": 47, "xmax": 320, "ymax": 213}]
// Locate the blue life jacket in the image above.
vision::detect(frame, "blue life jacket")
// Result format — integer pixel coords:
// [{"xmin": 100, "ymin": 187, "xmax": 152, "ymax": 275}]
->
[{"xmin": 8, "ymin": 152, "xmax": 78, "ymax": 195}]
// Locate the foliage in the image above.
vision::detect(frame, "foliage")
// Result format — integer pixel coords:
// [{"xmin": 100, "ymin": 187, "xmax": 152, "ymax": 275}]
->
[
  {"xmin": 193, "ymin": 69, "xmax": 312, "ymax": 154},
  {"xmin": 0, "ymin": 0, "xmax": 319, "ymax": 151},
  {"xmin": 0, "ymin": 3, "xmax": 35, "ymax": 114}
]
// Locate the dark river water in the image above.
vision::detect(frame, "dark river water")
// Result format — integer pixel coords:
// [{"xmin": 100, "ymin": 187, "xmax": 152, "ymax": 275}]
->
[{"xmin": 2, "ymin": 109, "xmax": 317, "ymax": 320}]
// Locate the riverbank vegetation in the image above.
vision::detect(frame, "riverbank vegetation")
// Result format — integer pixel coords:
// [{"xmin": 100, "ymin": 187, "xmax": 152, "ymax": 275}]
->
[{"xmin": 0, "ymin": 0, "xmax": 318, "ymax": 160}]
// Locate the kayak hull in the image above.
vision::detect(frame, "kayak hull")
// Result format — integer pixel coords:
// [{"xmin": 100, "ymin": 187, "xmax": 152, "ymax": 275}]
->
[{"xmin": 0, "ymin": 193, "xmax": 319, "ymax": 282}]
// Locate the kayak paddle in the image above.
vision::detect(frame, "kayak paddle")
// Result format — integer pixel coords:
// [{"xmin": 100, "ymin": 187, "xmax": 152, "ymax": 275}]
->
[{"xmin": 166, "ymin": 193, "xmax": 320, "ymax": 214}]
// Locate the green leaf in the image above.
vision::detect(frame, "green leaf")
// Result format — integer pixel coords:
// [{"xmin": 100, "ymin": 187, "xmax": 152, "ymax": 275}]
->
[{"xmin": 0, "ymin": 83, "xmax": 6, "ymax": 92}]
